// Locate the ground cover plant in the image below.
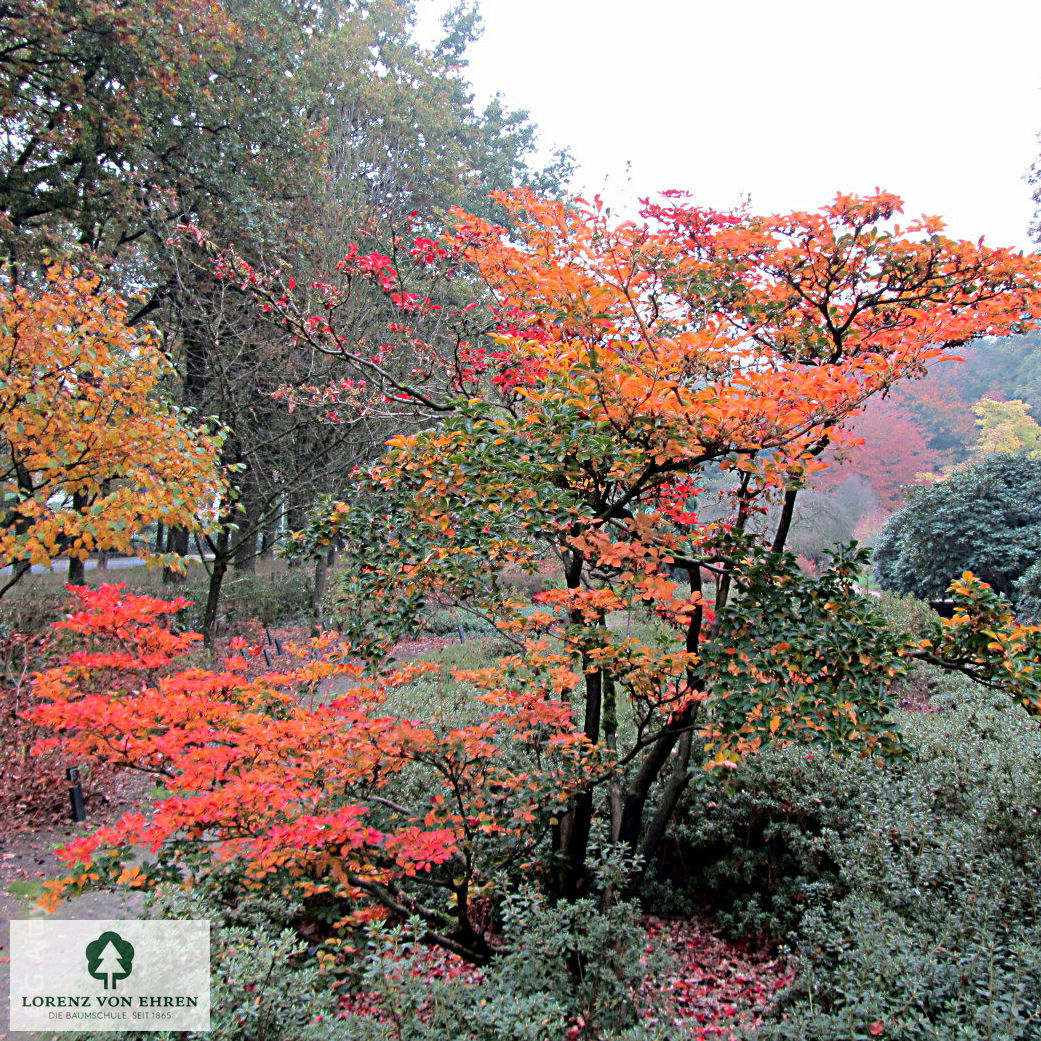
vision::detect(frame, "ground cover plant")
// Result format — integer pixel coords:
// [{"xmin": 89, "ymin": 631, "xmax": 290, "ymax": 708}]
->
[{"xmin": 22, "ymin": 190, "xmax": 1041, "ymax": 1038}]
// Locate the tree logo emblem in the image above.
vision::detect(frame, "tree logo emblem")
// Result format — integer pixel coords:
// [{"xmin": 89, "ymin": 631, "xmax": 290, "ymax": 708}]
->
[{"xmin": 85, "ymin": 931, "xmax": 135, "ymax": 990}]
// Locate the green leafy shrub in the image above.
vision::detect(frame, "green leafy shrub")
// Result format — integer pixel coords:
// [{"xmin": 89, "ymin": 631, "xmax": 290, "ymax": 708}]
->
[
  {"xmin": 106, "ymin": 863, "xmax": 667, "ymax": 1041},
  {"xmin": 872, "ymin": 455, "xmax": 1041, "ymax": 604},
  {"xmin": 183, "ymin": 566, "xmax": 315, "ymax": 632},
  {"xmin": 338, "ymin": 894, "xmax": 668, "ymax": 1041},
  {"xmin": 653, "ymin": 741, "xmax": 863, "ymax": 936},
  {"xmin": 750, "ymin": 682, "xmax": 1041, "ymax": 1040},
  {"xmin": 1016, "ymin": 560, "xmax": 1041, "ymax": 622},
  {"xmin": 419, "ymin": 604, "xmax": 499, "ymax": 638},
  {"xmin": 872, "ymin": 590, "xmax": 941, "ymax": 639}
]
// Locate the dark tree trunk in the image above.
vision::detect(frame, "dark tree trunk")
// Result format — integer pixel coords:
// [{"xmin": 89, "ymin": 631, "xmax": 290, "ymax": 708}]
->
[
  {"xmin": 163, "ymin": 525, "xmax": 190, "ymax": 584},
  {"xmin": 771, "ymin": 486, "xmax": 799, "ymax": 553},
  {"xmin": 231, "ymin": 478, "xmax": 261, "ymax": 573},
  {"xmin": 231, "ymin": 532, "xmax": 258, "ymax": 573},
  {"xmin": 67, "ymin": 490, "xmax": 88, "ymax": 583},
  {"xmin": 260, "ymin": 516, "xmax": 278, "ymax": 560},
  {"xmin": 311, "ymin": 543, "xmax": 337, "ymax": 635},
  {"xmin": 552, "ymin": 547, "xmax": 602, "ymax": 900},
  {"xmin": 202, "ymin": 556, "xmax": 228, "ymax": 646},
  {"xmin": 201, "ymin": 523, "xmax": 233, "ymax": 646}
]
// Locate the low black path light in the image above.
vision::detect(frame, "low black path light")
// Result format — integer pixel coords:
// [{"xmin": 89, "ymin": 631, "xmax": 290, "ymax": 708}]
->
[{"xmin": 66, "ymin": 765, "xmax": 86, "ymax": 822}]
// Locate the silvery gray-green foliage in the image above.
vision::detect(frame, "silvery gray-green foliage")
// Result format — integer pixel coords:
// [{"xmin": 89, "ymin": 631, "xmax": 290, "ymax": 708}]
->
[{"xmin": 75, "ymin": 881, "xmax": 342, "ymax": 1041}]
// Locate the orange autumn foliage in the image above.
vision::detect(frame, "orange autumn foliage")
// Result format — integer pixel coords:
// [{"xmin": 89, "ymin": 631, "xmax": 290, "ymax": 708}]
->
[
  {"xmin": 0, "ymin": 268, "xmax": 223, "ymax": 586},
  {"xmin": 30, "ymin": 585, "xmax": 599, "ymax": 961},
  {"xmin": 312, "ymin": 190, "xmax": 1041, "ymax": 899},
  {"xmin": 445, "ymin": 190, "xmax": 1040, "ymax": 486},
  {"xmin": 29, "ymin": 192, "xmax": 1041, "ymax": 962}
]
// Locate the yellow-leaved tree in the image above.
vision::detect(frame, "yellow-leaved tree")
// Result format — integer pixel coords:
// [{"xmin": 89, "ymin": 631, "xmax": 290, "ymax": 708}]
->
[
  {"xmin": 0, "ymin": 267, "xmax": 224, "ymax": 594},
  {"xmin": 971, "ymin": 397, "xmax": 1041, "ymax": 459}
]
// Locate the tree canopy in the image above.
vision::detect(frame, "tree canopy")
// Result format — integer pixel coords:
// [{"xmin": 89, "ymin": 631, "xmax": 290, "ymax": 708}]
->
[
  {"xmin": 0, "ymin": 267, "xmax": 223, "ymax": 594},
  {"xmin": 25, "ymin": 190, "xmax": 1041, "ymax": 965},
  {"xmin": 238, "ymin": 189, "xmax": 1041, "ymax": 908},
  {"xmin": 1, "ymin": 0, "xmax": 574, "ymax": 619},
  {"xmin": 970, "ymin": 397, "xmax": 1041, "ymax": 459}
]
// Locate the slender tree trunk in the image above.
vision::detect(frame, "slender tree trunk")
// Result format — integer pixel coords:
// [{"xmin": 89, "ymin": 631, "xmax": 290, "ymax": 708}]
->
[
  {"xmin": 716, "ymin": 471, "xmax": 754, "ymax": 612},
  {"xmin": 231, "ymin": 479, "xmax": 261, "ymax": 573},
  {"xmin": 616, "ymin": 707, "xmax": 690, "ymax": 855},
  {"xmin": 628, "ymin": 729, "xmax": 696, "ymax": 897},
  {"xmin": 260, "ymin": 517, "xmax": 278, "ymax": 560},
  {"xmin": 771, "ymin": 487, "xmax": 799, "ymax": 554},
  {"xmin": 67, "ymin": 490, "xmax": 89, "ymax": 583},
  {"xmin": 621, "ymin": 565, "xmax": 706, "ymax": 894},
  {"xmin": 163, "ymin": 525, "xmax": 190, "ymax": 584},
  {"xmin": 311, "ymin": 543, "xmax": 337, "ymax": 635},
  {"xmin": 202, "ymin": 557, "xmax": 228, "ymax": 646},
  {"xmin": 201, "ymin": 521, "xmax": 232, "ymax": 646},
  {"xmin": 603, "ymin": 666, "xmax": 623, "ymax": 844},
  {"xmin": 0, "ymin": 560, "xmax": 31, "ymax": 599},
  {"xmin": 771, "ymin": 438, "xmax": 831, "ymax": 556},
  {"xmin": 553, "ymin": 546, "xmax": 603, "ymax": 900}
]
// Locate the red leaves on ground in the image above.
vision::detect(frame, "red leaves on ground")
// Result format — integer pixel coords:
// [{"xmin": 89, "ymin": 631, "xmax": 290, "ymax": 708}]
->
[
  {"xmin": 335, "ymin": 914, "xmax": 791, "ymax": 1038},
  {"xmin": 642, "ymin": 916, "xmax": 793, "ymax": 1038}
]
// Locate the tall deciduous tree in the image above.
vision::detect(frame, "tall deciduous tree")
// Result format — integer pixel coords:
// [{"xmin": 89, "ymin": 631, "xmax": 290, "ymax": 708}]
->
[
  {"xmin": 282, "ymin": 189, "xmax": 1041, "ymax": 902},
  {"xmin": 0, "ymin": 267, "xmax": 223, "ymax": 594},
  {"xmin": 812, "ymin": 397, "xmax": 935, "ymax": 508},
  {"xmin": 0, "ymin": 0, "xmax": 238, "ymax": 263},
  {"xmin": 3, "ymin": 0, "xmax": 573, "ymax": 630},
  {"xmin": 970, "ymin": 397, "xmax": 1041, "ymax": 459}
]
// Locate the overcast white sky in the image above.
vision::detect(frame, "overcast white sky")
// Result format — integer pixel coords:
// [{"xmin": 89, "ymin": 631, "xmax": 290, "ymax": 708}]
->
[{"xmin": 418, "ymin": 0, "xmax": 1041, "ymax": 252}]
